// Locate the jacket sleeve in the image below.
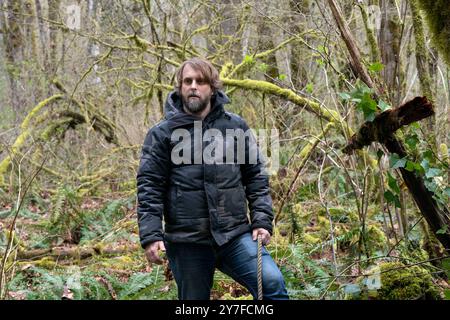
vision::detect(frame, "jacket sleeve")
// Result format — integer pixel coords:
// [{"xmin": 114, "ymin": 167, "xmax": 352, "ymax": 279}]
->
[
  {"xmin": 239, "ymin": 120, "xmax": 274, "ymax": 234},
  {"xmin": 136, "ymin": 125, "xmax": 171, "ymax": 248}
]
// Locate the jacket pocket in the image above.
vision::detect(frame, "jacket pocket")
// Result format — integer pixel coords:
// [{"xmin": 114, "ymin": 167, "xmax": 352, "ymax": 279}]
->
[
  {"xmin": 220, "ymin": 184, "xmax": 247, "ymax": 219},
  {"xmin": 175, "ymin": 188, "xmax": 209, "ymax": 220}
]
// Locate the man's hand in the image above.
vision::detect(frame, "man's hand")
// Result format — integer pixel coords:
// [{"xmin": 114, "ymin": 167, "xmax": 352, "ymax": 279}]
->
[
  {"xmin": 252, "ymin": 228, "xmax": 271, "ymax": 246},
  {"xmin": 144, "ymin": 241, "xmax": 166, "ymax": 265}
]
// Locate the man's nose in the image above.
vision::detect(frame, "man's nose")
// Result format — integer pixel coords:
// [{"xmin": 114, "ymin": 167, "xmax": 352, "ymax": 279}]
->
[{"xmin": 189, "ymin": 80, "xmax": 199, "ymax": 89}]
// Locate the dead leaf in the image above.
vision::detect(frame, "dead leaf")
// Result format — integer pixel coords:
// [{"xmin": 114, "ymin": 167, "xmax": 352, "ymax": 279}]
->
[
  {"xmin": 61, "ymin": 285, "xmax": 74, "ymax": 300},
  {"xmin": 8, "ymin": 291, "xmax": 27, "ymax": 300}
]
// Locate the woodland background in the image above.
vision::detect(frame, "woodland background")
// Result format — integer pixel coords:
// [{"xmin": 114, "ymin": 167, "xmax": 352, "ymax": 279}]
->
[{"xmin": 0, "ymin": 0, "xmax": 449, "ymax": 300}]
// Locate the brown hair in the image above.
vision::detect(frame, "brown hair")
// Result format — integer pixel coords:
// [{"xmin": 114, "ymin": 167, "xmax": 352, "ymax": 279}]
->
[{"xmin": 175, "ymin": 57, "xmax": 223, "ymax": 93}]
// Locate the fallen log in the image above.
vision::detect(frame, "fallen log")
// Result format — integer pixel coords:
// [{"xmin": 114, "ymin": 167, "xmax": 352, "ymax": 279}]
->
[
  {"xmin": 17, "ymin": 243, "xmax": 140, "ymax": 261},
  {"xmin": 343, "ymin": 96, "xmax": 450, "ymax": 250}
]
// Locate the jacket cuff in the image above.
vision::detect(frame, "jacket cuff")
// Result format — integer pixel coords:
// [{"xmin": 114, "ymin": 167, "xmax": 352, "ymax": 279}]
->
[
  {"xmin": 251, "ymin": 222, "xmax": 273, "ymax": 235},
  {"xmin": 140, "ymin": 235, "xmax": 164, "ymax": 249}
]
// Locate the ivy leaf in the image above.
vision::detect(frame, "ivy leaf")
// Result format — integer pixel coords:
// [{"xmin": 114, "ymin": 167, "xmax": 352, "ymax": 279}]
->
[
  {"xmin": 425, "ymin": 168, "xmax": 441, "ymax": 179},
  {"xmin": 378, "ymin": 99, "xmax": 391, "ymax": 111},
  {"xmin": 390, "ymin": 153, "xmax": 407, "ymax": 169},
  {"xmin": 420, "ymin": 158, "xmax": 430, "ymax": 171},
  {"xmin": 422, "ymin": 150, "xmax": 433, "ymax": 160},
  {"xmin": 359, "ymin": 93, "xmax": 378, "ymax": 122},
  {"xmin": 364, "ymin": 111, "xmax": 376, "ymax": 122},
  {"xmin": 387, "ymin": 172, "xmax": 400, "ymax": 194},
  {"xmin": 405, "ymin": 160, "xmax": 423, "ymax": 173},
  {"xmin": 444, "ymin": 187, "xmax": 450, "ymax": 198},
  {"xmin": 405, "ymin": 134, "xmax": 419, "ymax": 149},
  {"xmin": 339, "ymin": 92, "xmax": 351, "ymax": 100},
  {"xmin": 384, "ymin": 190, "xmax": 401, "ymax": 208},
  {"xmin": 436, "ymin": 225, "xmax": 448, "ymax": 235}
]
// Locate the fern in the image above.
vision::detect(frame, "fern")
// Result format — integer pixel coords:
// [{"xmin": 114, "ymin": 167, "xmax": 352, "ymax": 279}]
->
[{"xmin": 118, "ymin": 272, "xmax": 156, "ymax": 300}]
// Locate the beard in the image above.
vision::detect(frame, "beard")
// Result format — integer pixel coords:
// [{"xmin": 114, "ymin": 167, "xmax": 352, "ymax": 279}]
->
[{"xmin": 182, "ymin": 93, "xmax": 210, "ymax": 113}]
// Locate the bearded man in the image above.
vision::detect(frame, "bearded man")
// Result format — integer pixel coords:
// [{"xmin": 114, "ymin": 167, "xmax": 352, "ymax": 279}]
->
[{"xmin": 137, "ymin": 57, "xmax": 288, "ymax": 300}]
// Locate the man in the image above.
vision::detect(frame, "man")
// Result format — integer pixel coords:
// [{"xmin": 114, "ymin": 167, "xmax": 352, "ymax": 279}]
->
[{"xmin": 137, "ymin": 57, "xmax": 288, "ymax": 300}]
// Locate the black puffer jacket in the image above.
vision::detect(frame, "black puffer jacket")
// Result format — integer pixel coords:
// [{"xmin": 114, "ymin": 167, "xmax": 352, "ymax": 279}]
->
[{"xmin": 137, "ymin": 90, "xmax": 273, "ymax": 248}]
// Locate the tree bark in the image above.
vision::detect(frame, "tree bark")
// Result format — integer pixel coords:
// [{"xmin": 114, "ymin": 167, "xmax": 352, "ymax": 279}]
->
[{"xmin": 327, "ymin": 0, "xmax": 376, "ymax": 90}]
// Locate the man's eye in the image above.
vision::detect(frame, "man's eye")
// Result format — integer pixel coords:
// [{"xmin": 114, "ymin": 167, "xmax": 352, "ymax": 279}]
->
[
  {"xmin": 196, "ymin": 79, "xmax": 206, "ymax": 85},
  {"xmin": 183, "ymin": 78, "xmax": 193, "ymax": 85}
]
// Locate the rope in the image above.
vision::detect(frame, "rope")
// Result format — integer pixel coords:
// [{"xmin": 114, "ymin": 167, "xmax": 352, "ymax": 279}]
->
[{"xmin": 257, "ymin": 234, "xmax": 263, "ymax": 300}]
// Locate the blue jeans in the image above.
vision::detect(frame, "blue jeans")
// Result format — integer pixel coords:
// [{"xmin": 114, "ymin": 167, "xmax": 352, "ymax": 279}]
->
[{"xmin": 165, "ymin": 232, "xmax": 289, "ymax": 300}]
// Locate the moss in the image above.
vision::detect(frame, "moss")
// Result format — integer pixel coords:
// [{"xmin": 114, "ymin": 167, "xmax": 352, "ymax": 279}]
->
[
  {"xmin": 377, "ymin": 262, "xmax": 442, "ymax": 299},
  {"xmin": 302, "ymin": 233, "xmax": 321, "ymax": 245},
  {"xmin": 366, "ymin": 225, "xmax": 387, "ymax": 251},
  {"xmin": 318, "ymin": 207, "xmax": 358, "ymax": 223},
  {"xmin": 416, "ymin": 0, "xmax": 450, "ymax": 66},
  {"xmin": 439, "ymin": 143, "xmax": 448, "ymax": 164},
  {"xmin": 221, "ymin": 78, "xmax": 343, "ymax": 125},
  {"xmin": 410, "ymin": 0, "xmax": 434, "ymax": 102},
  {"xmin": 0, "ymin": 94, "xmax": 64, "ymax": 184}
]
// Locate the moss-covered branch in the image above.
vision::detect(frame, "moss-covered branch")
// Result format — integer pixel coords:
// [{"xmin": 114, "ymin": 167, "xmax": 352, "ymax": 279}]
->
[
  {"xmin": 221, "ymin": 77, "xmax": 345, "ymax": 128},
  {"xmin": 0, "ymin": 95, "xmax": 64, "ymax": 185},
  {"xmin": 416, "ymin": 0, "xmax": 450, "ymax": 66}
]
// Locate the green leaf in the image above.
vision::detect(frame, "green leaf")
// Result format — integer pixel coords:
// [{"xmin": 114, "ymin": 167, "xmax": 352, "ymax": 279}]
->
[
  {"xmin": 305, "ymin": 83, "xmax": 314, "ymax": 94},
  {"xmin": 387, "ymin": 172, "xmax": 400, "ymax": 194},
  {"xmin": 425, "ymin": 168, "xmax": 441, "ymax": 179},
  {"xmin": 405, "ymin": 134, "xmax": 419, "ymax": 149},
  {"xmin": 420, "ymin": 158, "xmax": 430, "ymax": 171},
  {"xmin": 422, "ymin": 150, "xmax": 433, "ymax": 160},
  {"xmin": 244, "ymin": 54, "xmax": 254, "ymax": 64},
  {"xmin": 390, "ymin": 153, "xmax": 407, "ymax": 169},
  {"xmin": 444, "ymin": 289, "xmax": 450, "ymax": 300},
  {"xmin": 349, "ymin": 83, "xmax": 372, "ymax": 101},
  {"xmin": 405, "ymin": 161, "xmax": 422, "ymax": 173},
  {"xmin": 258, "ymin": 63, "xmax": 268, "ymax": 72},
  {"xmin": 368, "ymin": 62, "xmax": 384, "ymax": 73},
  {"xmin": 410, "ymin": 122, "xmax": 420, "ymax": 129},
  {"xmin": 436, "ymin": 225, "xmax": 448, "ymax": 235},
  {"xmin": 317, "ymin": 45, "xmax": 328, "ymax": 54},
  {"xmin": 278, "ymin": 74, "xmax": 286, "ymax": 81},
  {"xmin": 384, "ymin": 190, "xmax": 401, "ymax": 208},
  {"xmin": 364, "ymin": 111, "xmax": 376, "ymax": 122},
  {"xmin": 339, "ymin": 92, "xmax": 351, "ymax": 100},
  {"xmin": 444, "ymin": 187, "xmax": 450, "ymax": 197},
  {"xmin": 377, "ymin": 150, "xmax": 384, "ymax": 160},
  {"xmin": 358, "ymin": 93, "xmax": 378, "ymax": 121},
  {"xmin": 378, "ymin": 99, "xmax": 391, "ymax": 111}
]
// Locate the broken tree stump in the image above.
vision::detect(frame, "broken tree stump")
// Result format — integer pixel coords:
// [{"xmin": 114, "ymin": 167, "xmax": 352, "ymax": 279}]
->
[{"xmin": 343, "ymin": 96, "xmax": 450, "ymax": 251}]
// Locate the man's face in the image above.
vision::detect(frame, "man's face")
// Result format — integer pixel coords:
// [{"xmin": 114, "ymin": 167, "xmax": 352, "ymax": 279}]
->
[{"xmin": 180, "ymin": 64, "xmax": 213, "ymax": 114}]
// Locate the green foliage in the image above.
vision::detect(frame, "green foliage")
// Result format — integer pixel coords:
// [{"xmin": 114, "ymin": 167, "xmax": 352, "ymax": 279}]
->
[
  {"xmin": 7, "ymin": 265, "xmax": 177, "ymax": 300},
  {"xmin": 42, "ymin": 185, "xmax": 83, "ymax": 245},
  {"xmin": 368, "ymin": 62, "xmax": 384, "ymax": 73},
  {"xmin": 339, "ymin": 83, "xmax": 379, "ymax": 121},
  {"xmin": 280, "ymin": 245, "xmax": 332, "ymax": 299},
  {"xmin": 80, "ymin": 198, "xmax": 133, "ymax": 243},
  {"xmin": 376, "ymin": 262, "xmax": 442, "ymax": 300}
]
